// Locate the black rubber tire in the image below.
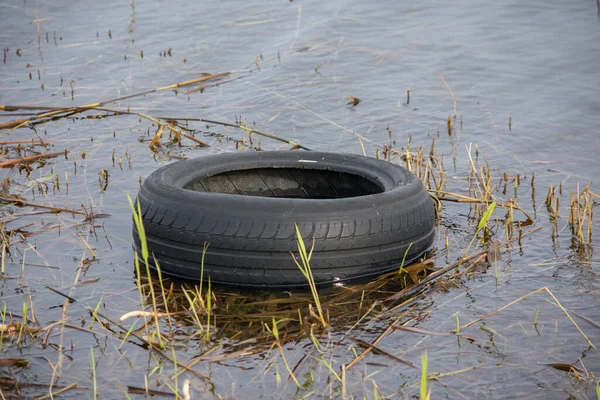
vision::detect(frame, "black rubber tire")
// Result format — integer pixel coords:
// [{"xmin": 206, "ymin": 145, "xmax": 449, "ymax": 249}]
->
[{"xmin": 133, "ymin": 151, "xmax": 435, "ymax": 287}]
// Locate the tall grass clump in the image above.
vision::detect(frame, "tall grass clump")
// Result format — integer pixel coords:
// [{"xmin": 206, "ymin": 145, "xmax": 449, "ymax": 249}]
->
[
  {"xmin": 181, "ymin": 245, "xmax": 213, "ymax": 342},
  {"xmin": 272, "ymin": 317, "xmax": 300, "ymax": 388},
  {"xmin": 127, "ymin": 193, "xmax": 164, "ymax": 347},
  {"xmin": 568, "ymin": 184, "xmax": 594, "ymax": 246},
  {"xmin": 293, "ymin": 224, "xmax": 327, "ymax": 328}
]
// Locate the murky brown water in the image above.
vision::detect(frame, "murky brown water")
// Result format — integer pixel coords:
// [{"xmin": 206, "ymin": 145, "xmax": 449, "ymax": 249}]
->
[{"xmin": 1, "ymin": 0, "xmax": 599, "ymax": 398}]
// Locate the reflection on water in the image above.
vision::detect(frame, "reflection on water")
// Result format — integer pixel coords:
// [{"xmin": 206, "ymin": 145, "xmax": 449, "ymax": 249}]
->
[{"xmin": 0, "ymin": 0, "xmax": 599, "ymax": 398}]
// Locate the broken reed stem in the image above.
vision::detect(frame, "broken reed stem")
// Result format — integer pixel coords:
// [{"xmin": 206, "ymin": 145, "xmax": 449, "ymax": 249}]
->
[
  {"xmin": 0, "ymin": 150, "xmax": 67, "ymax": 168},
  {"xmin": 433, "ymin": 190, "xmax": 532, "ymax": 222},
  {"xmin": 544, "ymin": 288, "xmax": 595, "ymax": 349},
  {"xmin": 137, "ymin": 114, "xmax": 209, "ymax": 147},
  {"xmin": 439, "ymin": 73, "xmax": 457, "ymax": 117},
  {"xmin": 0, "ymin": 139, "xmax": 46, "ymax": 145},
  {"xmin": 344, "ymin": 313, "xmax": 408, "ymax": 371},
  {"xmin": 0, "ymin": 193, "xmax": 88, "ymax": 215},
  {"xmin": 0, "ymin": 72, "xmax": 233, "ymax": 131},
  {"xmin": 154, "ymin": 72, "xmax": 231, "ymax": 91},
  {"xmin": 465, "ymin": 144, "xmax": 493, "ymax": 211},
  {"xmin": 174, "ymin": 117, "xmax": 311, "ymax": 150},
  {"xmin": 35, "ymin": 382, "xmax": 79, "ymax": 400},
  {"xmin": 0, "ymin": 378, "xmax": 84, "ymax": 395},
  {"xmin": 341, "ymin": 364, "xmax": 347, "ymax": 400},
  {"xmin": 1, "ymin": 108, "xmax": 310, "ymax": 152},
  {"xmin": 456, "ymin": 287, "xmax": 595, "ymax": 349},
  {"xmin": 89, "ymin": 308, "xmax": 211, "ymax": 382},
  {"xmin": 351, "ymin": 337, "xmax": 416, "ymax": 368},
  {"xmin": 386, "ymin": 226, "xmax": 543, "ymax": 302},
  {"xmin": 0, "ymin": 107, "xmax": 83, "ymax": 131},
  {"xmin": 0, "ymin": 104, "xmax": 126, "ymax": 114},
  {"xmin": 568, "ymin": 185, "xmax": 595, "ymax": 245},
  {"xmin": 458, "ymin": 287, "xmax": 545, "ymax": 330}
]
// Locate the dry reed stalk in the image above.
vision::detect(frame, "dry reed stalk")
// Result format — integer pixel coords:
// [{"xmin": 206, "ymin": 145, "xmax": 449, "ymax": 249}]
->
[
  {"xmin": 343, "ymin": 312, "xmax": 408, "ymax": 370},
  {"xmin": 0, "ymin": 193, "xmax": 87, "ymax": 215},
  {"xmin": 461, "ymin": 147, "xmax": 498, "ymax": 224},
  {"xmin": 341, "ymin": 364, "xmax": 347, "ymax": 400},
  {"xmin": 434, "ymin": 191, "xmax": 532, "ymax": 221},
  {"xmin": 35, "ymin": 382, "xmax": 78, "ymax": 400},
  {"xmin": 154, "ymin": 72, "xmax": 231, "ymax": 91},
  {"xmin": 455, "ymin": 287, "xmax": 595, "ymax": 349},
  {"xmin": 0, "ymin": 107, "xmax": 79, "ymax": 131},
  {"xmin": 126, "ymin": 386, "xmax": 178, "ymax": 397},
  {"xmin": 0, "ymin": 72, "xmax": 233, "ymax": 131},
  {"xmin": 568, "ymin": 185, "xmax": 595, "ymax": 245},
  {"xmin": 572, "ymin": 310, "xmax": 600, "ymax": 330},
  {"xmin": 439, "ymin": 73, "xmax": 457, "ymax": 117},
  {"xmin": 195, "ymin": 118, "xmax": 310, "ymax": 150},
  {"xmin": 351, "ymin": 337, "xmax": 416, "ymax": 368},
  {"xmin": 386, "ymin": 226, "xmax": 542, "ymax": 302},
  {"xmin": 1, "ymin": 103, "xmax": 308, "ymax": 150},
  {"xmin": 0, "ymin": 139, "xmax": 46, "ymax": 145},
  {"xmin": 505, "ymin": 199, "xmax": 515, "ymax": 240},
  {"xmin": 0, "ymin": 378, "xmax": 83, "ymax": 394},
  {"xmin": 171, "ymin": 345, "xmax": 221, "ymax": 380},
  {"xmin": 0, "ymin": 104, "xmax": 124, "ymax": 113},
  {"xmin": 0, "ymin": 150, "xmax": 66, "ymax": 168},
  {"xmin": 137, "ymin": 114, "xmax": 208, "ymax": 147},
  {"xmin": 89, "ymin": 308, "xmax": 211, "ymax": 382},
  {"xmin": 390, "ymin": 325, "xmax": 478, "ymax": 343}
]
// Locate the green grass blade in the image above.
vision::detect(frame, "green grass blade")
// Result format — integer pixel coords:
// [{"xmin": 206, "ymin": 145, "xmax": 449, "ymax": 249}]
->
[
  {"xmin": 398, "ymin": 242, "xmax": 413, "ymax": 274},
  {"xmin": 420, "ymin": 351, "xmax": 429, "ymax": 400},
  {"xmin": 477, "ymin": 201, "xmax": 497, "ymax": 231},
  {"xmin": 293, "ymin": 224, "xmax": 326, "ymax": 327},
  {"xmin": 127, "ymin": 193, "xmax": 149, "ymax": 263},
  {"xmin": 89, "ymin": 295, "xmax": 103, "ymax": 329},
  {"xmin": 90, "ymin": 347, "xmax": 97, "ymax": 400}
]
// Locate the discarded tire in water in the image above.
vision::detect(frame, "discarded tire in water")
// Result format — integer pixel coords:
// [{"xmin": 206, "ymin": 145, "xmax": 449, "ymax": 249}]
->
[{"xmin": 133, "ymin": 151, "xmax": 435, "ymax": 287}]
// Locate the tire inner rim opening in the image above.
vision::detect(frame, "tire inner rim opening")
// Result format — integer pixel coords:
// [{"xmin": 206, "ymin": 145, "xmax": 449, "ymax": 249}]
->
[{"xmin": 184, "ymin": 168, "xmax": 384, "ymax": 199}]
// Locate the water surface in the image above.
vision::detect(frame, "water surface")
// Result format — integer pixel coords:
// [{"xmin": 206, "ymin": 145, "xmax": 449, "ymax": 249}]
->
[{"xmin": 1, "ymin": 0, "xmax": 599, "ymax": 398}]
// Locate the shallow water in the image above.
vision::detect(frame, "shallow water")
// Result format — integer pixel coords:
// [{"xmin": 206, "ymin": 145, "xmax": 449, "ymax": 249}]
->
[{"xmin": 1, "ymin": 0, "xmax": 599, "ymax": 398}]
